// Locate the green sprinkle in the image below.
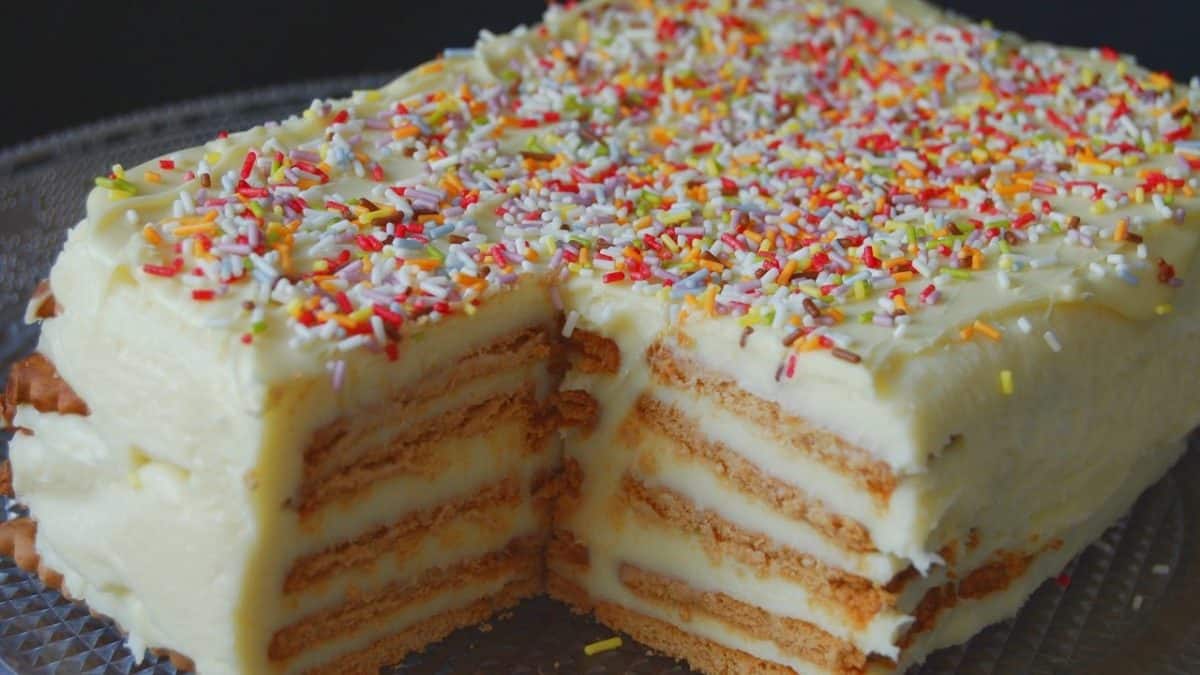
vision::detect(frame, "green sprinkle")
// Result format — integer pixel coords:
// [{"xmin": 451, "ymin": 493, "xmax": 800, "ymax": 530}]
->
[{"xmin": 94, "ymin": 176, "xmax": 137, "ymax": 194}]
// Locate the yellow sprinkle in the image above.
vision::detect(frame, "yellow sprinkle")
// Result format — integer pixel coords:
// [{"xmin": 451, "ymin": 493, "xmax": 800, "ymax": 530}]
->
[
  {"xmin": 703, "ymin": 284, "xmax": 718, "ymax": 316},
  {"xmin": 999, "ymin": 370, "xmax": 1014, "ymax": 395},
  {"xmin": 973, "ymin": 320, "xmax": 1001, "ymax": 341},
  {"xmin": 1155, "ymin": 303, "xmax": 1174, "ymax": 315},
  {"xmin": 360, "ymin": 207, "xmax": 397, "ymax": 225},
  {"xmin": 173, "ymin": 223, "xmax": 217, "ymax": 237},
  {"xmin": 205, "ymin": 151, "xmax": 221, "ymax": 166},
  {"xmin": 143, "ymin": 170, "xmax": 162, "ymax": 183}
]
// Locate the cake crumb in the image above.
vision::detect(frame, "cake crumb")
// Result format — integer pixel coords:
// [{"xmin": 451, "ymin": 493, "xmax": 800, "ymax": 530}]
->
[
  {"xmin": 1152, "ymin": 564, "xmax": 1171, "ymax": 575},
  {"xmin": 1131, "ymin": 594, "xmax": 1145, "ymax": 611}
]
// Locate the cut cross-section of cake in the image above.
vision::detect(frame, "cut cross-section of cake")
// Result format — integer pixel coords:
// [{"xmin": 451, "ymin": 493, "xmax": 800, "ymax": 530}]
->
[{"xmin": 4, "ymin": 0, "xmax": 1200, "ymax": 673}]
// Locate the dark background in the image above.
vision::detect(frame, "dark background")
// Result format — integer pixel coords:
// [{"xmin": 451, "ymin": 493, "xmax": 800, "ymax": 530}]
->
[{"xmin": 3, "ymin": 0, "xmax": 1199, "ymax": 150}]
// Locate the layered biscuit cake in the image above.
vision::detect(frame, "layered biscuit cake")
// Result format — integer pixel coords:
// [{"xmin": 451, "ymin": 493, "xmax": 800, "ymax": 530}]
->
[{"xmin": 3, "ymin": 0, "xmax": 1200, "ymax": 673}]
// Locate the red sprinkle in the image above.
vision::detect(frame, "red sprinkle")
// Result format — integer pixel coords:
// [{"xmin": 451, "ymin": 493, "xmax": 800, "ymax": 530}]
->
[
  {"xmin": 373, "ymin": 305, "xmax": 405, "ymax": 326},
  {"xmin": 192, "ymin": 289, "xmax": 216, "ymax": 301},
  {"xmin": 142, "ymin": 264, "xmax": 177, "ymax": 277},
  {"xmin": 240, "ymin": 151, "xmax": 257, "ymax": 180}
]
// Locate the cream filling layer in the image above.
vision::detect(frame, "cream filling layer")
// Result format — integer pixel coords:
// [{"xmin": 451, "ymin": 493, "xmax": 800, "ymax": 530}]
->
[
  {"xmin": 279, "ymin": 426, "xmax": 555, "ymax": 619},
  {"xmin": 625, "ymin": 412, "xmax": 904, "ymax": 584},
  {"xmin": 294, "ymin": 411, "xmax": 545, "ymax": 554},
  {"xmin": 559, "ymin": 397, "xmax": 910, "ymax": 657},
  {"xmin": 557, "ymin": 497, "xmax": 907, "ymax": 661},
  {"xmin": 285, "ymin": 572, "xmax": 523, "ymax": 675}
]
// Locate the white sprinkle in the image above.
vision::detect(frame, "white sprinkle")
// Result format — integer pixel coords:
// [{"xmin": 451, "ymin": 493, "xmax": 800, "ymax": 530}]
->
[
  {"xmin": 562, "ymin": 310, "xmax": 580, "ymax": 338},
  {"xmin": 1043, "ymin": 330, "xmax": 1062, "ymax": 352},
  {"xmin": 1016, "ymin": 316, "xmax": 1032, "ymax": 334},
  {"xmin": 1131, "ymin": 594, "xmax": 1144, "ymax": 611},
  {"xmin": 1152, "ymin": 564, "xmax": 1171, "ymax": 576},
  {"xmin": 125, "ymin": 209, "xmax": 139, "ymax": 225},
  {"xmin": 337, "ymin": 334, "xmax": 372, "ymax": 352}
]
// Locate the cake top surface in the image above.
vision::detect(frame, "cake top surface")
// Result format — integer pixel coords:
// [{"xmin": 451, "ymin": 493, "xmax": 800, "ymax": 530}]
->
[{"xmin": 73, "ymin": 0, "xmax": 1200, "ymax": 388}]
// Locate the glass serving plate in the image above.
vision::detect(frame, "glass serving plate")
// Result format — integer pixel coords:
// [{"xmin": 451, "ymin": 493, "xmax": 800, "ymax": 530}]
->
[{"xmin": 0, "ymin": 75, "xmax": 1198, "ymax": 675}]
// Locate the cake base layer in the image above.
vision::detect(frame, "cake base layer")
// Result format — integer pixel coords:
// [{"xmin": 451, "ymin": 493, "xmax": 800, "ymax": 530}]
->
[
  {"xmin": 548, "ymin": 572, "xmax": 799, "ymax": 675},
  {"xmin": 303, "ymin": 576, "xmax": 539, "ymax": 675}
]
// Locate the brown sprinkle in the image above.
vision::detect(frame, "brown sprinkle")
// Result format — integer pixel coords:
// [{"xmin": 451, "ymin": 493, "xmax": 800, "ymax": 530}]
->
[
  {"xmin": 199, "ymin": 173, "xmax": 211, "ymax": 188},
  {"xmin": 832, "ymin": 347, "xmax": 862, "ymax": 364},
  {"xmin": 739, "ymin": 326, "xmax": 753, "ymax": 348},
  {"xmin": 802, "ymin": 297, "xmax": 821, "ymax": 318},
  {"xmin": 781, "ymin": 328, "xmax": 804, "ymax": 347},
  {"xmin": 520, "ymin": 151, "xmax": 557, "ymax": 162},
  {"xmin": 1066, "ymin": 215, "xmax": 1081, "ymax": 230},
  {"xmin": 1126, "ymin": 232, "xmax": 1144, "ymax": 244}
]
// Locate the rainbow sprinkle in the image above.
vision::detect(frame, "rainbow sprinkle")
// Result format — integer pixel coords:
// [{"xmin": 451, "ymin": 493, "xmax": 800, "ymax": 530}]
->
[{"xmin": 105, "ymin": 0, "xmax": 1196, "ymax": 379}]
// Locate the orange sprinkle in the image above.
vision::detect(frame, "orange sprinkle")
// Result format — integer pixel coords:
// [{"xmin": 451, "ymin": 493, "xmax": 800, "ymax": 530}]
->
[
  {"xmin": 141, "ymin": 225, "xmax": 162, "ymax": 245},
  {"xmin": 143, "ymin": 171, "xmax": 162, "ymax": 184},
  {"xmin": 392, "ymin": 125, "xmax": 420, "ymax": 140},
  {"xmin": 317, "ymin": 312, "xmax": 358, "ymax": 331},
  {"xmin": 1113, "ymin": 218, "xmax": 1129, "ymax": 242},
  {"xmin": 777, "ymin": 259, "xmax": 797, "ymax": 285},
  {"xmin": 407, "ymin": 258, "xmax": 442, "ymax": 271},
  {"xmin": 899, "ymin": 160, "xmax": 924, "ymax": 178},
  {"xmin": 275, "ymin": 243, "xmax": 292, "ymax": 273},
  {"xmin": 973, "ymin": 320, "xmax": 1001, "ymax": 341}
]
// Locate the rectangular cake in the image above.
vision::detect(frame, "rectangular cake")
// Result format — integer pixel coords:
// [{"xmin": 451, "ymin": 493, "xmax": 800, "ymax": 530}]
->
[{"xmin": 3, "ymin": 0, "xmax": 1199, "ymax": 673}]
